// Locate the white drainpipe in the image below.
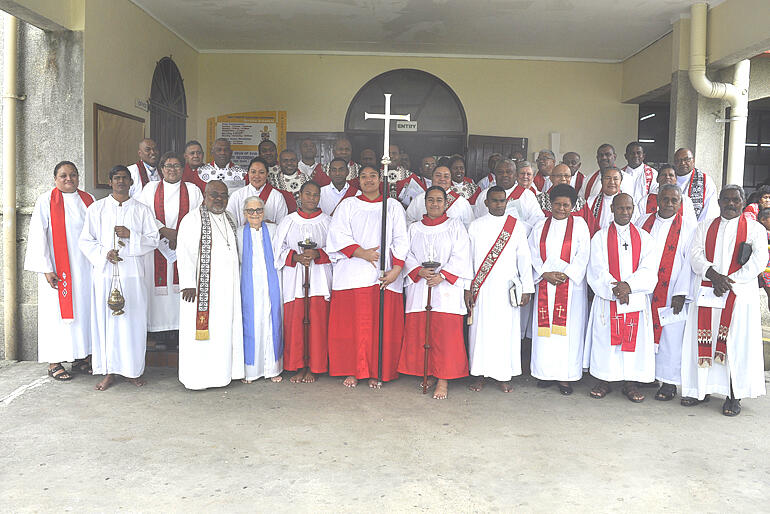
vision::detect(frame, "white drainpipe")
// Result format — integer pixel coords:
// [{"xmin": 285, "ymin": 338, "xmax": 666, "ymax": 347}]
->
[{"xmin": 689, "ymin": 2, "xmax": 750, "ymax": 186}]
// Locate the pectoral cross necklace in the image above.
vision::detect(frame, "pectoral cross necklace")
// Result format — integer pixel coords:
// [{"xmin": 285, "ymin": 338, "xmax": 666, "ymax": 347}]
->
[{"xmin": 210, "ymin": 214, "xmax": 232, "ymax": 249}]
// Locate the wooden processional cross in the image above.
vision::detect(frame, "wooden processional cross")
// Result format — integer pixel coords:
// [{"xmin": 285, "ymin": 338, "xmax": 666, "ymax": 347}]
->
[{"xmin": 364, "ymin": 94, "xmax": 410, "ymax": 384}]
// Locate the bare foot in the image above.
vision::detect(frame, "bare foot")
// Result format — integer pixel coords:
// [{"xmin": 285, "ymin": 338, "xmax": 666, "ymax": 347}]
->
[
  {"xmin": 468, "ymin": 377, "xmax": 484, "ymax": 392},
  {"xmin": 420, "ymin": 377, "xmax": 437, "ymax": 390},
  {"xmin": 368, "ymin": 378, "xmax": 382, "ymax": 389},
  {"xmin": 302, "ymin": 371, "xmax": 316, "ymax": 383},
  {"xmin": 290, "ymin": 370, "xmax": 305, "ymax": 383},
  {"xmin": 128, "ymin": 376, "xmax": 146, "ymax": 387},
  {"xmin": 270, "ymin": 375, "xmax": 283, "ymax": 383},
  {"xmin": 433, "ymin": 379, "xmax": 448, "ymax": 400},
  {"xmin": 500, "ymin": 381, "xmax": 513, "ymax": 393},
  {"xmin": 95, "ymin": 374, "xmax": 116, "ymax": 391},
  {"xmin": 343, "ymin": 376, "xmax": 358, "ymax": 388},
  {"xmin": 241, "ymin": 379, "xmax": 254, "ymax": 384}
]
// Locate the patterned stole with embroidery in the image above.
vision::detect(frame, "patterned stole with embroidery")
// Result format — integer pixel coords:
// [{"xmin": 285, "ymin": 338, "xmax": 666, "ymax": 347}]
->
[
  {"xmin": 470, "ymin": 216, "xmax": 517, "ymax": 302},
  {"xmin": 642, "ymin": 213, "xmax": 682, "ymax": 348}
]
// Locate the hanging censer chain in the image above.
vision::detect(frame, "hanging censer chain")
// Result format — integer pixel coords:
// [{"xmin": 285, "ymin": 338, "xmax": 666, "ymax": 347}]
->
[{"xmin": 107, "ymin": 228, "xmax": 126, "ymax": 316}]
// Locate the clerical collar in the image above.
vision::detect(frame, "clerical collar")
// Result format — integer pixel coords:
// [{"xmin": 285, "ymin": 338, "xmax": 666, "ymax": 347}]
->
[
  {"xmin": 298, "ymin": 209, "xmax": 323, "ymax": 219},
  {"xmin": 212, "ymin": 161, "xmax": 233, "ymax": 170},
  {"xmin": 421, "ymin": 213, "xmax": 448, "ymax": 226},
  {"xmin": 357, "ymin": 194, "xmax": 382, "ymax": 203},
  {"xmin": 656, "ymin": 212, "xmax": 675, "ymax": 222},
  {"xmin": 163, "ymin": 180, "xmax": 181, "ymax": 187},
  {"xmin": 109, "ymin": 194, "xmax": 130, "ymax": 206},
  {"xmin": 613, "ymin": 221, "xmax": 631, "ymax": 233}
]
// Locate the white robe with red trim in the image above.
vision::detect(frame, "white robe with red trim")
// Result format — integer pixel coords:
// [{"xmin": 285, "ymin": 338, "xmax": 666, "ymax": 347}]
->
[
  {"xmin": 681, "ymin": 216, "xmax": 768, "ymax": 400},
  {"xmin": 274, "ymin": 211, "xmax": 332, "ymax": 304},
  {"xmin": 473, "ymin": 186, "xmax": 544, "ymax": 230},
  {"xmin": 580, "ymin": 170, "xmax": 635, "ymax": 201},
  {"xmin": 319, "ymin": 182, "xmax": 360, "ymax": 216},
  {"xmin": 137, "ymin": 181, "xmax": 203, "ymax": 332},
  {"xmin": 227, "ymin": 183, "xmax": 289, "ymax": 227},
  {"xmin": 584, "ymin": 222, "xmax": 658, "ymax": 382},
  {"xmin": 405, "ymin": 191, "xmax": 474, "ymax": 228},
  {"xmin": 587, "ymin": 193, "xmax": 618, "ymax": 232},
  {"xmin": 25, "ymin": 189, "xmax": 94, "ymax": 363},
  {"xmin": 78, "ymin": 196, "xmax": 159, "ymax": 378},
  {"xmin": 632, "ymin": 187, "xmax": 698, "ymax": 225},
  {"xmin": 467, "ymin": 214, "xmax": 534, "ymax": 381},
  {"xmin": 622, "ymin": 163, "xmax": 657, "ymax": 204},
  {"xmin": 676, "ymin": 169, "xmax": 719, "ymax": 223},
  {"xmin": 528, "ymin": 216, "xmax": 591, "ymax": 381},
  {"xmin": 127, "ymin": 161, "xmax": 161, "ymax": 198}
]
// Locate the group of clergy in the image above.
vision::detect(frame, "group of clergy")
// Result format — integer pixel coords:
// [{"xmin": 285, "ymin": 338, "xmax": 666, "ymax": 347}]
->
[{"xmin": 24, "ymin": 135, "xmax": 768, "ymax": 416}]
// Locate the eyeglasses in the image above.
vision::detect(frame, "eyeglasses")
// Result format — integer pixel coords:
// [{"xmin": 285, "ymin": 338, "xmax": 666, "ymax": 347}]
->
[
  {"xmin": 206, "ymin": 192, "xmax": 227, "ymax": 200},
  {"xmin": 163, "ymin": 163, "xmax": 183, "ymax": 169},
  {"xmin": 244, "ymin": 208, "xmax": 264, "ymax": 215}
]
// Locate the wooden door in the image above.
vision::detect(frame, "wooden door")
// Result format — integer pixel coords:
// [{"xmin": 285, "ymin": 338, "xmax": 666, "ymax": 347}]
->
[{"xmin": 466, "ymin": 135, "xmax": 528, "ymax": 182}]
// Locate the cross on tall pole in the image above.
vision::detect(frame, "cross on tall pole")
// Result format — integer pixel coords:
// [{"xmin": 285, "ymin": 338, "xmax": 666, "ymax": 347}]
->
[{"xmin": 364, "ymin": 93, "xmax": 410, "ymax": 386}]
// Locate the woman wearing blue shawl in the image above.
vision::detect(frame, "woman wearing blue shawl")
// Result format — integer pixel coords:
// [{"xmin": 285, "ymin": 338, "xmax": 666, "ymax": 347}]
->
[{"xmin": 238, "ymin": 196, "xmax": 283, "ymax": 383}]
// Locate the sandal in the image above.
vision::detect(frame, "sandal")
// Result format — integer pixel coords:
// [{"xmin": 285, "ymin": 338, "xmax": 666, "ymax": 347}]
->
[
  {"xmin": 622, "ymin": 382, "xmax": 645, "ymax": 403},
  {"xmin": 722, "ymin": 397, "xmax": 742, "ymax": 417},
  {"xmin": 590, "ymin": 381, "xmax": 611, "ymax": 399},
  {"xmin": 558, "ymin": 383, "xmax": 573, "ymax": 396},
  {"xmin": 537, "ymin": 380, "xmax": 553, "ymax": 388},
  {"xmin": 680, "ymin": 394, "xmax": 710, "ymax": 407},
  {"xmin": 71, "ymin": 358, "xmax": 92, "ymax": 375},
  {"xmin": 48, "ymin": 364, "xmax": 73, "ymax": 381},
  {"xmin": 654, "ymin": 383, "xmax": 677, "ymax": 401}
]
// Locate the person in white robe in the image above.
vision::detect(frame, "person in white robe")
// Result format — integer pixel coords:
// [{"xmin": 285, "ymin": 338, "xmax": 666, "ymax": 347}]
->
[
  {"xmin": 633, "ymin": 164, "xmax": 698, "ymax": 225},
  {"xmin": 621, "ymin": 142, "xmax": 657, "ymax": 204},
  {"xmin": 274, "ymin": 182, "xmax": 332, "ymax": 383},
  {"xmin": 584, "ymin": 193, "xmax": 658, "ymax": 402},
  {"xmin": 587, "ymin": 166, "xmax": 625, "ymax": 232},
  {"xmin": 528, "ymin": 185, "xmax": 591, "ymax": 395},
  {"xmin": 473, "ymin": 159, "xmax": 544, "ymax": 229},
  {"xmin": 137, "ymin": 152, "xmax": 203, "ymax": 339},
  {"xmin": 579, "ymin": 144, "xmax": 636, "ymax": 201},
  {"xmin": 633, "ymin": 184, "xmax": 697, "ymax": 401},
  {"xmin": 227, "ymin": 157, "xmax": 288, "ymax": 226},
  {"xmin": 406, "ymin": 165, "xmax": 474, "ymax": 228},
  {"xmin": 127, "ymin": 138, "xmax": 161, "ymax": 197},
  {"xmin": 476, "ymin": 153, "xmax": 502, "ymax": 191},
  {"xmin": 24, "ymin": 161, "xmax": 94, "ymax": 380},
  {"xmin": 319, "ymin": 158, "xmax": 361, "ymax": 216},
  {"xmin": 177, "ymin": 180, "xmax": 246, "ymax": 390},
  {"xmin": 196, "ymin": 138, "xmax": 247, "ymax": 194},
  {"xmin": 78, "ymin": 165, "xmax": 160, "ymax": 391},
  {"xmin": 466, "ymin": 186, "xmax": 535, "ymax": 393},
  {"xmin": 680, "ymin": 185, "xmax": 768, "ymax": 416},
  {"xmin": 673, "ymin": 148, "xmax": 719, "ymax": 223}
]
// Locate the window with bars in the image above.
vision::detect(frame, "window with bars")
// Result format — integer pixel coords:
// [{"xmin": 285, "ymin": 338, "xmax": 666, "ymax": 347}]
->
[{"xmin": 149, "ymin": 57, "xmax": 187, "ymax": 154}]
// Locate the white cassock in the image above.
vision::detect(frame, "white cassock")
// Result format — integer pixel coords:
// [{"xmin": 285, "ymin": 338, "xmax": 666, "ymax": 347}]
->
[
  {"xmin": 406, "ymin": 190, "xmax": 474, "ymax": 228},
  {"xmin": 676, "ymin": 169, "xmax": 719, "ymax": 223},
  {"xmin": 467, "ymin": 214, "xmax": 535, "ymax": 381},
  {"xmin": 587, "ymin": 193, "xmax": 618, "ymax": 231},
  {"xmin": 78, "ymin": 196, "xmax": 159, "ymax": 378},
  {"xmin": 127, "ymin": 161, "xmax": 161, "ymax": 198},
  {"xmin": 227, "ymin": 183, "xmax": 288, "ymax": 226},
  {"xmin": 528, "ymin": 216, "xmax": 591, "ymax": 381},
  {"xmin": 580, "ymin": 170, "xmax": 635, "ymax": 201},
  {"xmin": 584, "ymin": 222, "xmax": 658, "ymax": 382},
  {"xmin": 177, "ymin": 207, "xmax": 245, "ymax": 389},
  {"xmin": 473, "ymin": 186, "xmax": 545, "ymax": 230},
  {"xmin": 681, "ymin": 215, "xmax": 768, "ymax": 400},
  {"xmin": 477, "ymin": 173, "xmax": 495, "ymax": 191},
  {"xmin": 632, "ymin": 187, "xmax": 698, "ymax": 225},
  {"xmin": 24, "ymin": 189, "xmax": 94, "ymax": 363},
  {"xmin": 319, "ymin": 182, "xmax": 360, "ymax": 216},
  {"xmin": 137, "ymin": 181, "xmax": 203, "ymax": 332},
  {"xmin": 239, "ymin": 222, "xmax": 283, "ymax": 380},
  {"xmin": 397, "ymin": 175, "xmax": 431, "ymax": 208},
  {"xmin": 622, "ymin": 163, "xmax": 657, "ymax": 204},
  {"xmin": 633, "ymin": 212, "xmax": 697, "ymax": 385}
]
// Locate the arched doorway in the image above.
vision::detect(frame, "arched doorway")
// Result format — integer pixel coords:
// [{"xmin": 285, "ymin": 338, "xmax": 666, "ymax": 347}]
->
[
  {"xmin": 149, "ymin": 56, "xmax": 187, "ymax": 154},
  {"xmin": 345, "ymin": 69, "xmax": 467, "ymax": 167}
]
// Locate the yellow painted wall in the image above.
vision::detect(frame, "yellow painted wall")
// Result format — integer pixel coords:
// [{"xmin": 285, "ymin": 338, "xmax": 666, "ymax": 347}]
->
[
  {"xmin": 82, "ymin": 0, "xmax": 198, "ymax": 191},
  {"xmin": 10, "ymin": 0, "xmax": 83, "ymax": 30},
  {"xmin": 708, "ymin": 0, "xmax": 770, "ymax": 67},
  {"xmin": 621, "ymin": 33, "xmax": 673, "ymax": 102},
  {"xmin": 196, "ymin": 54, "xmax": 638, "ymax": 171}
]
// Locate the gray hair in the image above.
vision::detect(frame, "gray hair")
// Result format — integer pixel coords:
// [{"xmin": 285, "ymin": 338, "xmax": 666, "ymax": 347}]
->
[
  {"xmin": 494, "ymin": 158, "xmax": 517, "ymax": 172},
  {"xmin": 657, "ymin": 184, "xmax": 681, "ymax": 197},
  {"xmin": 516, "ymin": 160, "xmax": 533, "ymax": 171},
  {"xmin": 720, "ymin": 184, "xmax": 746, "ymax": 204},
  {"xmin": 243, "ymin": 196, "xmax": 265, "ymax": 209},
  {"xmin": 537, "ymin": 149, "xmax": 555, "ymax": 160}
]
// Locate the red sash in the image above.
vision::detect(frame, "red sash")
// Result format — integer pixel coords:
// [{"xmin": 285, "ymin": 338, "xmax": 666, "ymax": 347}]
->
[
  {"xmin": 50, "ymin": 188, "xmax": 93, "ymax": 319},
  {"xmin": 153, "ymin": 182, "xmax": 190, "ymax": 294},
  {"xmin": 643, "ymin": 165, "xmax": 654, "ymax": 193},
  {"xmin": 607, "ymin": 223, "xmax": 642, "ymax": 352},
  {"xmin": 331, "ymin": 184, "xmax": 360, "ymax": 215},
  {"xmin": 310, "ymin": 163, "xmax": 331, "ymax": 186},
  {"xmin": 507, "ymin": 185, "xmax": 526, "ymax": 201},
  {"xmin": 584, "ymin": 170, "xmax": 600, "ymax": 199},
  {"xmin": 696, "ymin": 215, "xmax": 747, "ymax": 366},
  {"xmin": 642, "ymin": 213, "xmax": 682, "ymax": 347},
  {"xmin": 470, "ymin": 216, "xmax": 517, "ymax": 302},
  {"xmin": 258, "ymin": 182, "xmax": 274, "ymax": 203},
  {"xmin": 182, "ymin": 164, "xmax": 206, "ymax": 192},
  {"xmin": 573, "ymin": 172, "xmax": 584, "ymax": 193},
  {"xmin": 136, "ymin": 161, "xmax": 150, "ymax": 186},
  {"xmin": 537, "ymin": 216, "xmax": 573, "ymax": 337},
  {"xmin": 533, "ymin": 173, "xmax": 547, "ymax": 192}
]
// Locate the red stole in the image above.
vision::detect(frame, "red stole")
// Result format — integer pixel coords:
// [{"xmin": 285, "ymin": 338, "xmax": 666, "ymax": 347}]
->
[
  {"xmin": 507, "ymin": 185, "xmax": 526, "ymax": 201},
  {"xmin": 537, "ymin": 216, "xmax": 573, "ymax": 337},
  {"xmin": 645, "ymin": 194, "xmax": 684, "ymax": 215},
  {"xmin": 311, "ymin": 163, "xmax": 331, "ymax": 186},
  {"xmin": 470, "ymin": 216, "xmax": 517, "ymax": 302},
  {"xmin": 607, "ymin": 223, "xmax": 642, "ymax": 352},
  {"xmin": 50, "ymin": 188, "xmax": 93, "ymax": 319},
  {"xmin": 696, "ymin": 215, "xmax": 747, "ymax": 366},
  {"xmin": 533, "ymin": 173, "xmax": 547, "ymax": 192},
  {"xmin": 257, "ymin": 182, "xmax": 274, "ymax": 203},
  {"xmin": 135, "ymin": 161, "xmax": 150, "ymax": 186},
  {"xmin": 584, "ymin": 170, "xmax": 600, "ymax": 199},
  {"xmin": 573, "ymin": 172, "xmax": 584, "ymax": 193},
  {"xmin": 642, "ymin": 213, "xmax": 682, "ymax": 347},
  {"xmin": 182, "ymin": 164, "xmax": 206, "ymax": 193},
  {"xmin": 153, "ymin": 182, "xmax": 190, "ymax": 294},
  {"xmin": 446, "ymin": 190, "xmax": 460, "ymax": 209}
]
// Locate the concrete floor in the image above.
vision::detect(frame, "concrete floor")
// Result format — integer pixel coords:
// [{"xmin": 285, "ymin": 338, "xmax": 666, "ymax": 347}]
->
[{"xmin": 1, "ymin": 361, "xmax": 769, "ymax": 513}]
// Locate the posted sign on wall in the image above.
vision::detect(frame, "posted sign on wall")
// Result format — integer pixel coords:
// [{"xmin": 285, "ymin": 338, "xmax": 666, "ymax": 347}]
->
[{"xmin": 206, "ymin": 111, "xmax": 287, "ymax": 167}]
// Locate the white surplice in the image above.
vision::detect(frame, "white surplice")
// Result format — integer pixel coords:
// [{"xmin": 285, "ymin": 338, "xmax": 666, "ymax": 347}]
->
[
  {"xmin": 587, "ymin": 193, "xmax": 619, "ymax": 232},
  {"xmin": 676, "ymin": 169, "xmax": 719, "ymax": 223},
  {"xmin": 406, "ymin": 191, "xmax": 474, "ymax": 228},
  {"xmin": 467, "ymin": 214, "xmax": 535, "ymax": 381},
  {"xmin": 632, "ymin": 187, "xmax": 698, "ymax": 225},
  {"xmin": 622, "ymin": 163, "xmax": 657, "ymax": 204},
  {"xmin": 227, "ymin": 183, "xmax": 289, "ymax": 227},
  {"xmin": 78, "ymin": 196, "xmax": 159, "ymax": 378},
  {"xmin": 274, "ymin": 211, "xmax": 332, "ymax": 304},
  {"xmin": 319, "ymin": 182, "xmax": 360, "ymax": 216},
  {"xmin": 137, "ymin": 181, "xmax": 203, "ymax": 332},
  {"xmin": 633, "ymin": 212, "xmax": 697, "ymax": 385},
  {"xmin": 584, "ymin": 222, "xmax": 658, "ymax": 382},
  {"xmin": 681, "ymin": 216, "xmax": 768, "ymax": 400},
  {"xmin": 25, "ymin": 189, "xmax": 94, "ymax": 363},
  {"xmin": 528, "ymin": 216, "xmax": 591, "ymax": 381},
  {"xmin": 177, "ymin": 208, "xmax": 245, "ymax": 389},
  {"xmin": 473, "ymin": 186, "xmax": 544, "ymax": 230},
  {"xmin": 238, "ymin": 222, "xmax": 282, "ymax": 380},
  {"xmin": 127, "ymin": 161, "xmax": 160, "ymax": 198}
]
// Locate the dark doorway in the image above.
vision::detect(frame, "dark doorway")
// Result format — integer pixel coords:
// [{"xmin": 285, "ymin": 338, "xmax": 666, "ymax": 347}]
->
[
  {"xmin": 467, "ymin": 135, "xmax": 528, "ymax": 182},
  {"xmin": 637, "ymin": 102, "xmax": 670, "ymax": 167},
  {"xmin": 149, "ymin": 57, "xmax": 187, "ymax": 154},
  {"xmin": 345, "ymin": 69, "xmax": 467, "ymax": 170},
  {"xmin": 724, "ymin": 98, "xmax": 770, "ymax": 196}
]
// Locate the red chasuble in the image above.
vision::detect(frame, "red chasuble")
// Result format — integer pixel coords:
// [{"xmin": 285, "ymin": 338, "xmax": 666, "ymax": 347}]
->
[
  {"xmin": 607, "ymin": 223, "xmax": 642, "ymax": 352},
  {"xmin": 536, "ymin": 216, "xmax": 573, "ymax": 336}
]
